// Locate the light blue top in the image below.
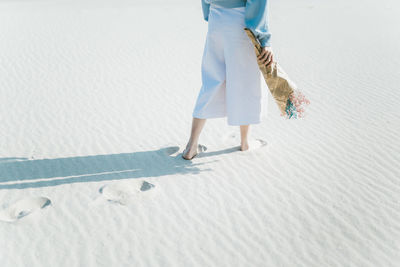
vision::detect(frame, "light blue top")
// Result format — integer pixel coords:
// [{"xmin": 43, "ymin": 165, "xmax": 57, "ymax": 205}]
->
[{"xmin": 201, "ymin": 0, "xmax": 271, "ymax": 47}]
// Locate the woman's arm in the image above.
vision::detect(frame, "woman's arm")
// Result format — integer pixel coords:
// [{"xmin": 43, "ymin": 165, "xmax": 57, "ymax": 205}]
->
[
  {"xmin": 245, "ymin": 0, "xmax": 271, "ymax": 47},
  {"xmin": 201, "ymin": 0, "xmax": 210, "ymax": 21},
  {"xmin": 245, "ymin": 0, "xmax": 273, "ymax": 66}
]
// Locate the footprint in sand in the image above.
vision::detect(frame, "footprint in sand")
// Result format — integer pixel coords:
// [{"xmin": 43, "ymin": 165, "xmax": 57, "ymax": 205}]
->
[
  {"xmin": 0, "ymin": 197, "xmax": 51, "ymax": 222},
  {"xmin": 99, "ymin": 180, "xmax": 156, "ymax": 205},
  {"xmin": 198, "ymin": 144, "xmax": 208, "ymax": 152},
  {"xmin": 193, "ymin": 144, "xmax": 208, "ymax": 154}
]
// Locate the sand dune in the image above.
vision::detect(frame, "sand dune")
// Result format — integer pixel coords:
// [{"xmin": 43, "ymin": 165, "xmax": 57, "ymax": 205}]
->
[{"xmin": 0, "ymin": 0, "xmax": 399, "ymax": 266}]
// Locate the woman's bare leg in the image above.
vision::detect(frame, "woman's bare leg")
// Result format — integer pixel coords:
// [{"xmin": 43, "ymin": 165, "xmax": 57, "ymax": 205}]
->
[
  {"xmin": 183, "ymin": 118, "xmax": 207, "ymax": 159},
  {"xmin": 240, "ymin": 125, "xmax": 250, "ymax": 151}
]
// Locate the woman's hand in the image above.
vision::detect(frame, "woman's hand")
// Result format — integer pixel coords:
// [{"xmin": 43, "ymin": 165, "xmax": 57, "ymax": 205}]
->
[{"xmin": 257, "ymin": 46, "xmax": 274, "ymax": 67}]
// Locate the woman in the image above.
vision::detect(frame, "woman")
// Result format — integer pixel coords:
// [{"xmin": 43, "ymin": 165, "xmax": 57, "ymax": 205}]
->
[{"xmin": 183, "ymin": 0, "xmax": 274, "ymax": 160}]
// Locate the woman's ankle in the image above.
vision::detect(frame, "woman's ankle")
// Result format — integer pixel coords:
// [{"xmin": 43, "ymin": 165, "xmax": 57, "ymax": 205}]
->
[
  {"xmin": 240, "ymin": 141, "xmax": 249, "ymax": 151},
  {"xmin": 186, "ymin": 140, "xmax": 198, "ymax": 149}
]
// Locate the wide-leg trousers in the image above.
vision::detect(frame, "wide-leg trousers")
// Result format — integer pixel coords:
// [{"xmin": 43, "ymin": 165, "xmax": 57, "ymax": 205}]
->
[{"xmin": 192, "ymin": 5, "xmax": 268, "ymax": 126}]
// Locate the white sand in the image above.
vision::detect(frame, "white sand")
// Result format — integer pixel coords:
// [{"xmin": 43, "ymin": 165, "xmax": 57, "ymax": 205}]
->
[{"xmin": 1, "ymin": 0, "xmax": 400, "ymax": 266}]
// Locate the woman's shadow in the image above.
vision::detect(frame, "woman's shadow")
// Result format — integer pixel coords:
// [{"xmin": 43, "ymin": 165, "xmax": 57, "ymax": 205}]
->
[{"xmin": 0, "ymin": 146, "xmax": 210, "ymax": 190}]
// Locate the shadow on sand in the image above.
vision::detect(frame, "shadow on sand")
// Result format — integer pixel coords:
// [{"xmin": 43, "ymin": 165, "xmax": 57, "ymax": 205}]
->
[
  {"xmin": 0, "ymin": 145, "xmax": 243, "ymax": 190},
  {"xmin": 0, "ymin": 146, "xmax": 213, "ymax": 190}
]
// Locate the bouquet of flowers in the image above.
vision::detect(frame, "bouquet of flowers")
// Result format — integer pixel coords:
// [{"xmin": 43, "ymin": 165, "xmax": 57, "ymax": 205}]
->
[{"xmin": 244, "ymin": 28, "xmax": 310, "ymax": 119}]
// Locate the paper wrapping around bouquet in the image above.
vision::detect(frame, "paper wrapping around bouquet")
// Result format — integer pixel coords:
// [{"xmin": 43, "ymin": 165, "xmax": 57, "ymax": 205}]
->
[
  {"xmin": 244, "ymin": 28, "xmax": 309, "ymax": 118},
  {"xmin": 262, "ymin": 61, "xmax": 296, "ymax": 115}
]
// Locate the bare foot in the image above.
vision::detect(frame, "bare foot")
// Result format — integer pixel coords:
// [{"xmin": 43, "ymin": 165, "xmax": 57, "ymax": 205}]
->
[
  {"xmin": 182, "ymin": 143, "xmax": 199, "ymax": 160},
  {"xmin": 240, "ymin": 142, "xmax": 249, "ymax": 151},
  {"xmin": 182, "ymin": 144, "xmax": 207, "ymax": 160}
]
